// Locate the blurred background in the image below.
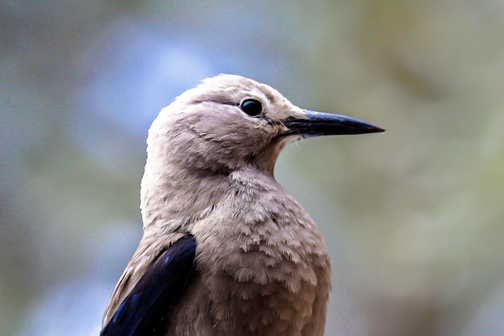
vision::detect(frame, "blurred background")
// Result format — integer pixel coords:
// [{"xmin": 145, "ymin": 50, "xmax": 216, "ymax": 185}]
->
[{"xmin": 2, "ymin": 0, "xmax": 504, "ymax": 335}]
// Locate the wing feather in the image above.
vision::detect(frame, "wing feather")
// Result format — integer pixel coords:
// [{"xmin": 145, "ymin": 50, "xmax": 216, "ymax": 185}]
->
[{"xmin": 100, "ymin": 235, "xmax": 196, "ymax": 336}]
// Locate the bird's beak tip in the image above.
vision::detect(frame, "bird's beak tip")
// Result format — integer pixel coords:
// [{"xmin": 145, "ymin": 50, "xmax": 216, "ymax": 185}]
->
[{"xmin": 365, "ymin": 125, "xmax": 387, "ymax": 134}]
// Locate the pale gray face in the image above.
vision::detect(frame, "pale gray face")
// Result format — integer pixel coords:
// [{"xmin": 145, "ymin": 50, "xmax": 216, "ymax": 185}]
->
[{"xmin": 147, "ymin": 74, "xmax": 385, "ymax": 174}]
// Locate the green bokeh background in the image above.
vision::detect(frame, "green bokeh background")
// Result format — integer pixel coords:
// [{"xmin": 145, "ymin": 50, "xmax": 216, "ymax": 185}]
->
[{"xmin": 2, "ymin": 1, "xmax": 504, "ymax": 335}]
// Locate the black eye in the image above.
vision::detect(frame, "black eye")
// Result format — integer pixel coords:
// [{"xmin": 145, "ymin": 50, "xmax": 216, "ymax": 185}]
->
[{"xmin": 240, "ymin": 99, "xmax": 262, "ymax": 117}]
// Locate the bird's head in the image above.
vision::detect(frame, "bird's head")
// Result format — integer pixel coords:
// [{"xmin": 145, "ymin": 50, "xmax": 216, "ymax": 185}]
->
[{"xmin": 146, "ymin": 74, "xmax": 385, "ymax": 176}]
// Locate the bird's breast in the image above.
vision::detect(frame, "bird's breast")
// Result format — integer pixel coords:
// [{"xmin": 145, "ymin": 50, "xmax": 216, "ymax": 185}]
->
[{"xmin": 169, "ymin": 198, "xmax": 330, "ymax": 336}]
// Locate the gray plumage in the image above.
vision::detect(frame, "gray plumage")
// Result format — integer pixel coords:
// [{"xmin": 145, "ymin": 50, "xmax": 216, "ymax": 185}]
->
[{"xmin": 102, "ymin": 74, "xmax": 384, "ymax": 336}]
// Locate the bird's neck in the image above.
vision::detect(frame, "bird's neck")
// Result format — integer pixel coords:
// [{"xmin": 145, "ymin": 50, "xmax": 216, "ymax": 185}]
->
[{"xmin": 140, "ymin": 160, "xmax": 231, "ymax": 230}]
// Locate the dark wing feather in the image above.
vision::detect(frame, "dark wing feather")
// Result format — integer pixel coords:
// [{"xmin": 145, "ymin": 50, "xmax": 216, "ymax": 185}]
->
[{"xmin": 100, "ymin": 235, "xmax": 196, "ymax": 336}]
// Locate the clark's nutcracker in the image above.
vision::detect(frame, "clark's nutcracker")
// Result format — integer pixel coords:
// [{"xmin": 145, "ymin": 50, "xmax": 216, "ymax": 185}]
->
[{"xmin": 100, "ymin": 74, "xmax": 384, "ymax": 336}]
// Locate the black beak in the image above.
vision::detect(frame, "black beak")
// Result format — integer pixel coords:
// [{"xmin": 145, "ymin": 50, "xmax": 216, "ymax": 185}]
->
[{"xmin": 283, "ymin": 110, "xmax": 386, "ymax": 137}]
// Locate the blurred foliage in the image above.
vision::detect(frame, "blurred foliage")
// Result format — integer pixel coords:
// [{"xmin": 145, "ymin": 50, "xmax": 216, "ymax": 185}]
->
[{"xmin": 2, "ymin": 0, "xmax": 504, "ymax": 335}]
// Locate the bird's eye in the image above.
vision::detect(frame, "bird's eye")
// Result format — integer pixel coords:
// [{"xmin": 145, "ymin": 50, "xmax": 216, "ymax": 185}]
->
[{"xmin": 240, "ymin": 99, "xmax": 262, "ymax": 117}]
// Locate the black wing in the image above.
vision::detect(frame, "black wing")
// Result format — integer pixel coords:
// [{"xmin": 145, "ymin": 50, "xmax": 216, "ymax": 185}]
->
[{"xmin": 100, "ymin": 235, "xmax": 196, "ymax": 336}]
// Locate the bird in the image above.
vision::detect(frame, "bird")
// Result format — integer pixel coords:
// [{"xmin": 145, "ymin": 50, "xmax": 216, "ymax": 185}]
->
[{"xmin": 100, "ymin": 74, "xmax": 385, "ymax": 336}]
